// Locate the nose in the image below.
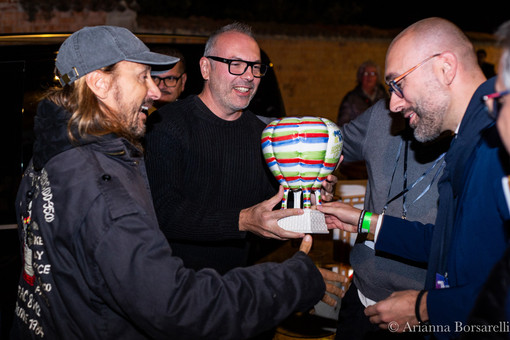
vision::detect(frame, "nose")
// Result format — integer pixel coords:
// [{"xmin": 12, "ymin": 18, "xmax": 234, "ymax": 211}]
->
[
  {"xmin": 147, "ymin": 76, "xmax": 161, "ymax": 101},
  {"xmin": 241, "ymin": 65, "xmax": 255, "ymax": 81},
  {"xmin": 389, "ymin": 92, "xmax": 406, "ymax": 113}
]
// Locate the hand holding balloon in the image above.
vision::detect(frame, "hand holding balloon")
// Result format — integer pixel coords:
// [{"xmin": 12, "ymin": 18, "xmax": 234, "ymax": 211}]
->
[
  {"xmin": 312, "ymin": 173, "xmax": 339, "ymax": 205},
  {"xmin": 239, "ymin": 186, "xmax": 305, "ymax": 240}
]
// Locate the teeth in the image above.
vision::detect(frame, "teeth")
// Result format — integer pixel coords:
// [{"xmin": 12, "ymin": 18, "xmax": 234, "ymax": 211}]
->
[
  {"xmin": 234, "ymin": 87, "xmax": 249, "ymax": 93},
  {"xmin": 141, "ymin": 106, "xmax": 149, "ymax": 111}
]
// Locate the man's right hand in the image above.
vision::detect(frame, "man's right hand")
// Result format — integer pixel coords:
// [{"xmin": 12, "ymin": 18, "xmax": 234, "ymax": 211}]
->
[{"xmin": 239, "ymin": 186, "xmax": 305, "ymax": 240}]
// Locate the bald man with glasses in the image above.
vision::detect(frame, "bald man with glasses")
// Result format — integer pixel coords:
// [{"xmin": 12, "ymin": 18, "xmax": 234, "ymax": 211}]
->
[{"xmin": 319, "ymin": 17, "xmax": 510, "ymax": 339}]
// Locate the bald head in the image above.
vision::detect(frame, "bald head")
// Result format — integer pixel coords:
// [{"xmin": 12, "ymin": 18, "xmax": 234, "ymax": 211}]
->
[
  {"xmin": 387, "ymin": 17, "xmax": 479, "ymax": 82},
  {"xmin": 385, "ymin": 17, "xmax": 486, "ymax": 140}
]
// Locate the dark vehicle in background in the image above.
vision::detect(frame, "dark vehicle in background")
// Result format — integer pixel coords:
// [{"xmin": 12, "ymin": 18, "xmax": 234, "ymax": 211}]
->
[{"xmin": 0, "ymin": 32, "xmax": 285, "ymax": 338}]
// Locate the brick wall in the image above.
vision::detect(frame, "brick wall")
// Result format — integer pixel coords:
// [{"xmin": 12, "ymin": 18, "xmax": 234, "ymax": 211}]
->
[
  {"xmin": 0, "ymin": 2, "xmax": 501, "ymax": 123},
  {"xmin": 258, "ymin": 36, "xmax": 391, "ymax": 122},
  {"xmin": 0, "ymin": 0, "xmax": 108, "ymax": 33},
  {"xmin": 258, "ymin": 36, "xmax": 501, "ymax": 122}
]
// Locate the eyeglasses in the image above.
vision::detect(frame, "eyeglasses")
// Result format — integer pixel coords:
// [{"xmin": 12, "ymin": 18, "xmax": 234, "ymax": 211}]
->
[
  {"xmin": 483, "ymin": 89, "xmax": 509, "ymax": 118},
  {"xmin": 387, "ymin": 53, "xmax": 442, "ymax": 98},
  {"xmin": 363, "ymin": 71, "xmax": 377, "ymax": 77},
  {"xmin": 152, "ymin": 73, "xmax": 184, "ymax": 87},
  {"xmin": 205, "ymin": 56, "xmax": 271, "ymax": 78}
]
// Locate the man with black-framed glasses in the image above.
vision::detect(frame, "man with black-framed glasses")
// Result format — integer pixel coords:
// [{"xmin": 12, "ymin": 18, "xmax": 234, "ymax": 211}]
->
[
  {"xmin": 149, "ymin": 47, "xmax": 187, "ymax": 110},
  {"xmin": 318, "ymin": 17, "xmax": 510, "ymax": 339},
  {"xmin": 145, "ymin": 22, "xmax": 338, "ymax": 279}
]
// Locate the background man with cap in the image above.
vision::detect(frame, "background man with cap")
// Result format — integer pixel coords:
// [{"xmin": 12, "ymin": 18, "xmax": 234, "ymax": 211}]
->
[
  {"xmin": 149, "ymin": 47, "xmax": 187, "ymax": 112},
  {"xmin": 13, "ymin": 25, "xmax": 329, "ymax": 339}
]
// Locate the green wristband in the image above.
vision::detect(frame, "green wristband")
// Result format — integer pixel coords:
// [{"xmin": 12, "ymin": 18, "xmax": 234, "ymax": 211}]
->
[{"xmin": 362, "ymin": 211, "xmax": 372, "ymax": 233}]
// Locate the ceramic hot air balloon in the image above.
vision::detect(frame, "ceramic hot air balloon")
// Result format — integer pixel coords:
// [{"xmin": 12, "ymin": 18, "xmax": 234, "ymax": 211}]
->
[{"xmin": 261, "ymin": 116, "xmax": 343, "ymax": 233}]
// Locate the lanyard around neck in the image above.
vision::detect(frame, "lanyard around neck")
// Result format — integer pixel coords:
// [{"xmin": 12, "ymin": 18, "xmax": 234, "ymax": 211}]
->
[{"xmin": 382, "ymin": 139, "xmax": 446, "ymax": 219}]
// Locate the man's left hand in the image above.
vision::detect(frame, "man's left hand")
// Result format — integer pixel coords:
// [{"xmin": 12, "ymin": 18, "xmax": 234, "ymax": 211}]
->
[{"xmin": 316, "ymin": 174, "xmax": 338, "ymax": 203}]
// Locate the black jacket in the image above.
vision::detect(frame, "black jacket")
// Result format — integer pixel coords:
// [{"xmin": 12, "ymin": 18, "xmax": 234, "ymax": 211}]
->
[{"xmin": 14, "ymin": 99, "xmax": 325, "ymax": 339}]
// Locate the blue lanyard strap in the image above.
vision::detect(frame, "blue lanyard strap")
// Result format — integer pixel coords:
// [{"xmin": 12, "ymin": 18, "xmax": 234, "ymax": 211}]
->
[{"xmin": 383, "ymin": 139, "xmax": 446, "ymax": 218}]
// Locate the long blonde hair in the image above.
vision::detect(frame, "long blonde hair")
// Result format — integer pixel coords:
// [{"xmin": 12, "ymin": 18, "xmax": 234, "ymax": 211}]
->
[{"xmin": 46, "ymin": 64, "xmax": 142, "ymax": 148}]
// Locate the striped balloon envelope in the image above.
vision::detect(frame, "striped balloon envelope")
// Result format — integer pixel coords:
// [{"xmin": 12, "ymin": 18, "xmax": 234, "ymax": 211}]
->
[{"xmin": 261, "ymin": 116, "xmax": 343, "ymax": 209}]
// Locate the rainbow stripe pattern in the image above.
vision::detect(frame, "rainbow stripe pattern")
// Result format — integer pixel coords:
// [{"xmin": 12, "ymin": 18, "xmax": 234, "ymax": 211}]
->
[{"xmin": 261, "ymin": 116, "xmax": 343, "ymax": 209}]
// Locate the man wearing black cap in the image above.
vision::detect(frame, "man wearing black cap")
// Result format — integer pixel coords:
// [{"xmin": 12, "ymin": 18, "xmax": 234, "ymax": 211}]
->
[{"xmin": 13, "ymin": 25, "xmax": 327, "ymax": 340}]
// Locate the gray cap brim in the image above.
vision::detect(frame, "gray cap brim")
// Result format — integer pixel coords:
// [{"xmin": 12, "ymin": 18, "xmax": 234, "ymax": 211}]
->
[
  {"xmin": 126, "ymin": 50, "xmax": 179, "ymax": 67},
  {"xmin": 56, "ymin": 26, "xmax": 180, "ymax": 86}
]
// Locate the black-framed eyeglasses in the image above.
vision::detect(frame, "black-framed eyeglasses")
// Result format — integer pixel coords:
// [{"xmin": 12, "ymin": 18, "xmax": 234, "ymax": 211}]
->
[
  {"xmin": 387, "ymin": 53, "xmax": 442, "ymax": 98},
  {"xmin": 152, "ymin": 73, "xmax": 184, "ymax": 87},
  {"xmin": 483, "ymin": 89, "xmax": 509, "ymax": 118},
  {"xmin": 205, "ymin": 56, "xmax": 271, "ymax": 78}
]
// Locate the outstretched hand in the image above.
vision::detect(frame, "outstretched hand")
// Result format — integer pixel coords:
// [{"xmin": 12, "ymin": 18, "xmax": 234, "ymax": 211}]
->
[
  {"xmin": 318, "ymin": 267, "xmax": 350, "ymax": 306},
  {"xmin": 298, "ymin": 235, "xmax": 349, "ymax": 306},
  {"xmin": 239, "ymin": 186, "xmax": 305, "ymax": 240},
  {"xmin": 316, "ymin": 201, "xmax": 361, "ymax": 233}
]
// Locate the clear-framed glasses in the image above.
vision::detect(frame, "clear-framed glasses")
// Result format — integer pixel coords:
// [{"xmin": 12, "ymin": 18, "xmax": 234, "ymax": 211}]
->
[
  {"xmin": 205, "ymin": 56, "xmax": 271, "ymax": 78},
  {"xmin": 483, "ymin": 89, "xmax": 509, "ymax": 118},
  {"xmin": 387, "ymin": 53, "xmax": 442, "ymax": 98},
  {"xmin": 152, "ymin": 73, "xmax": 185, "ymax": 87},
  {"xmin": 363, "ymin": 71, "xmax": 377, "ymax": 77}
]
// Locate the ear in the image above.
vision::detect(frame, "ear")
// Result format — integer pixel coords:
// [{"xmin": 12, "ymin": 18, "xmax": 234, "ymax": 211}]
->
[
  {"xmin": 180, "ymin": 73, "xmax": 188, "ymax": 92},
  {"xmin": 438, "ymin": 52, "xmax": 457, "ymax": 86},
  {"xmin": 199, "ymin": 57, "xmax": 211, "ymax": 81},
  {"xmin": 85, "ymin": 70, "xmax": 111, "ymax": 99}
]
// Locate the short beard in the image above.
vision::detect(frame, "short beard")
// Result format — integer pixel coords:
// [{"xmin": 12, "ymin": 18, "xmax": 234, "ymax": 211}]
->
[
  {"xmin": 413, "ymin": 110, "xmax": 443, "ymax": 142},
  {"xmin": 412, "ymin": 82, "xmax": 449, "ymax": 143},
  {"xmin": 112, "ymin": 82, "xmax": 145, "ymax": 147}
]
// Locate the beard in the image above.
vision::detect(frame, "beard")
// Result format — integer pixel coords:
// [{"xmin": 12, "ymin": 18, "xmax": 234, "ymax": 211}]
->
[
  {"xmin": 208, "ymin": 77, "xmax": 257, "ymax": 114},
  {"xmin": 410, "ymin": 82, "xmax": 449, "ymax": 143},
  {"xmin": 112, "ymin": 83, "xmax": 147, "ymax": 141},
  {"xmin": 412, "ymin": 108, "xmax": 444, "ymax": 142}
]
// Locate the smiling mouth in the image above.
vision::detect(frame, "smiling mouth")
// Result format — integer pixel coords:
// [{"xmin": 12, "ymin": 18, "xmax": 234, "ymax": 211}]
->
[
  {"xmin": 234, "ymin": 86, "xmax": 251, "ymax": 93},
  {"xmin": 140, "ymin": 105, "xmax": 149, "ymax": 116}
]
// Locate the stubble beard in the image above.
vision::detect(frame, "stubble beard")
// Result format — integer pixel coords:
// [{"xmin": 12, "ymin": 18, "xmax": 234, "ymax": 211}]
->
[
  {"xmin": 412, "ymin": 84, "xmax": 449, "ymax": 143},
  {"xmin": 210, "ymin": 77, "xmax": 256, "ymax": 114},
  {"xmin": 113, "ymin": 83, "xmax": 146, "ymax": 141}
]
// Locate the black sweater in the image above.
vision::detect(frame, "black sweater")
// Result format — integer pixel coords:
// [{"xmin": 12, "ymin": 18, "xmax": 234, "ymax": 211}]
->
[{"xmin": 145, "ymin": 95, "xmax": 278, "ymax": 273}]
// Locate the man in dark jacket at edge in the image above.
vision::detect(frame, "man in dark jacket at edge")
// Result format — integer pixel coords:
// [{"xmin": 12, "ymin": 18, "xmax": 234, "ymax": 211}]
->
[
  {"xmin": 12, "ymin": 25, "xmax": 329, "ymax": 340},
  {"xmin": 463, "ymin": 19, "xmax": 510, "ymax": 337}
]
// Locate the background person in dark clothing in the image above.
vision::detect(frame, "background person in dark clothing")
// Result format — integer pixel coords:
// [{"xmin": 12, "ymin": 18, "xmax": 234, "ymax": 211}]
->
[
  {"xmin": 336, "ymin": 60, "xmax": 388, "ymax": 179},
  {"xmin": 477, "ymin": 48, "xmax": 496, "ymax": 79},
  {"xmin": 337, "ymin": 60, "xmax": 388, "ymax": 127}
]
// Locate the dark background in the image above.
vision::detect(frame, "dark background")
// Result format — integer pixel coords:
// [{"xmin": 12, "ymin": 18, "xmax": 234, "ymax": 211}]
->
[
  {"xmin": 136, "ymin": 1, "xmax": 508, "ymax": 35},
  {"xmin": 18, "ymin": 0, "xmax": 510, "ymax": 35}
]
